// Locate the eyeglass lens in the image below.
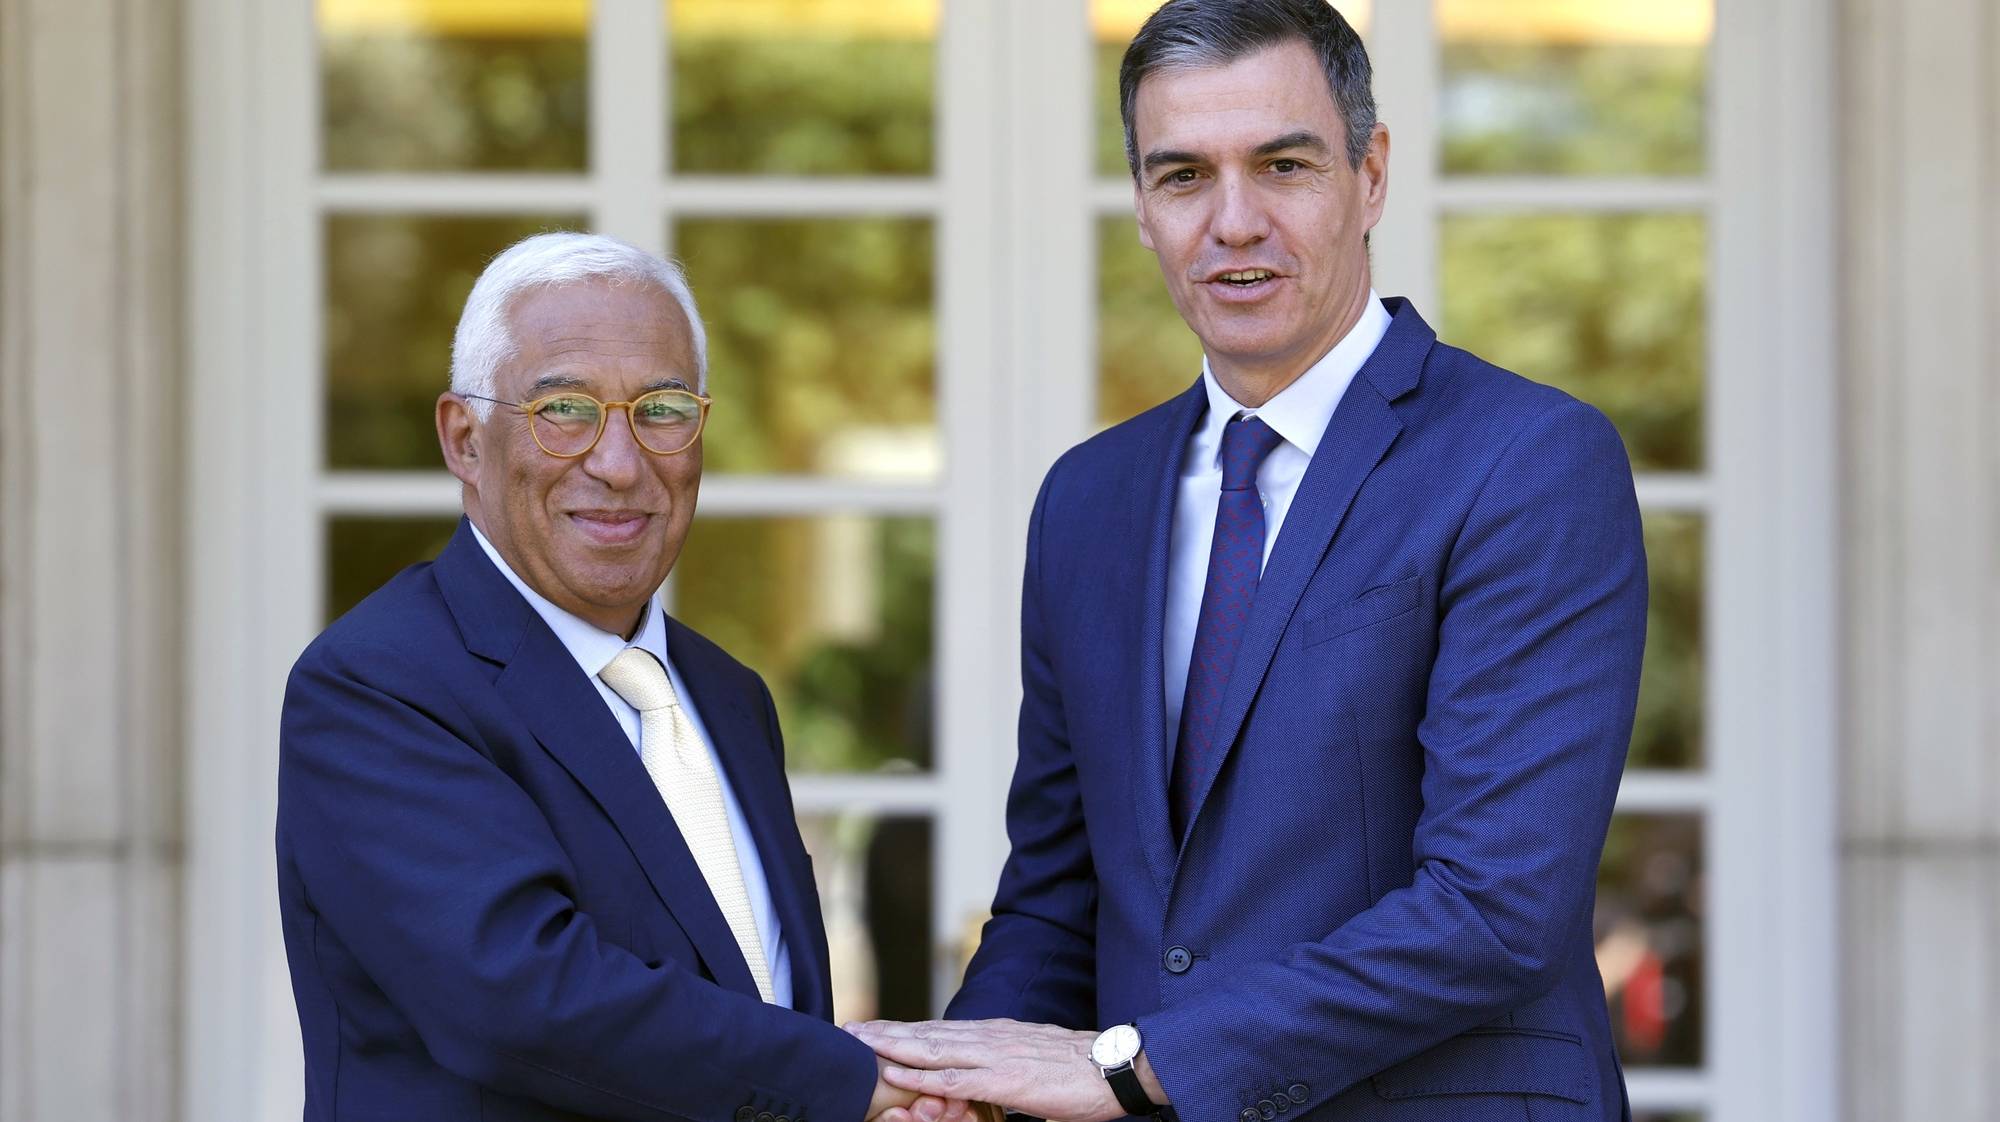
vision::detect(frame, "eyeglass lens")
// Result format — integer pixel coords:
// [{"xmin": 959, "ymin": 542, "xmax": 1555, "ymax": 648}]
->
[{"xmin": 530, "ymin": 391, "xmax": 704, "ymax": 456}]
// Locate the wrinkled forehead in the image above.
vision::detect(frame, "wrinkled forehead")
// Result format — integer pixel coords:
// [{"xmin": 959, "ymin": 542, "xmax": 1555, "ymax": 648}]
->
[{"xmin": 1131, "ymin": 40, "xmax": 1341, "ymax": 160}]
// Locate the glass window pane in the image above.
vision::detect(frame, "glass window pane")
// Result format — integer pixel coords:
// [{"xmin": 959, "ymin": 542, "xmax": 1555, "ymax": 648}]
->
[
  {"xmin": 1439, "ymin": 0, "xmax": 1709, "ymax": 176},
  {"xmin": 1596, "ymin": 814, "xmax": 1704, "ymax": 1067},
  {"xmin": 799, "ymin": 813, "xmax": 934, "ymax": 1022},
  {"xmin": 1093, "ymin": 1, "xmax": 1372, "ymax": 178},
  {"xmin": 320, "ymin": 1, "xmax": 589, "ymax": 172},
  {"xmin": 1097, "ymin": 215, "xmax": 1203, "ymax": 427},
  {"xmin": 672, "ymin": 517, "xmax": 934, "ymax": 774},
  {"xmin": 1636, "ymin": 513, "xmax": 1703, "ymax": 769},
  {"xmin": 677, "ymin": 218, "xmax": 937, "ymax": 478},
  {"xmin": 326, "ymin": 516, "xmax": 459, "ymax": 624},
  {"xmin": 1440, "ymin": 212, "xmax": 1705, "ymax": 473},
  {"xmin": 326, "ymin": 214, "xmax": 585, "ymax": 470},
  {"xmin": 669, "ymin": 0, "xmax": 935, "ymax": 175}
]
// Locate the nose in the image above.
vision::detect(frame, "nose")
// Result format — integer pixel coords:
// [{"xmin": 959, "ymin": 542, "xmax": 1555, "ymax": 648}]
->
[
  {"xmin": 1209, "ymin": 170, "xmax": 1271, "ymax": 247},
  {"xmin": 580, "ymin": 404, "xmax": 646, "ymax": 490}
]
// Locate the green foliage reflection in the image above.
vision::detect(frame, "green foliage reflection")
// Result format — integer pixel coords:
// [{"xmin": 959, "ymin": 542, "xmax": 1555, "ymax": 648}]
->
[
  {"xmin": 325, "ymin": 214, "xmax": 585, "ymax": 470},
  {"xmin": 674, "ymin": 517, "xmax": 935, "ymax": 773},
  {"xmin": 322, "ymin": 35, "xmax": 588, "ymax": 172},
  {"xmin": 1442, "ymin": 212, "xmax": 1705, "ymax": 473},
  {"xmin": 673, "ymin": 36, "xmax": 934, "ymax": 174},
  {"xmin": 1097, "ymin": 217, "xmax": 1205, "ymax": 426},
  {"xmin": 678, "ymin": 219, "xmax": 937, "ymax": 477},
  {"xmin": 1442, "ymin": 42, "xmax": 1706, "ymax": 176},
  {"xmin": 1636, "ymin": 513, "xmax": 1703, "ymax": 769}
]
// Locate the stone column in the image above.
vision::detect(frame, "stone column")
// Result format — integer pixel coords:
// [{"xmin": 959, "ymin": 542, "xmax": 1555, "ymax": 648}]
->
[
  {"xmin": 1840, "ymin": 0, "xmax": 2000, "ymax": 1117},
  {"xmin": 0, "ymin": 0, "xmax": 184, "ymax": 1117}
]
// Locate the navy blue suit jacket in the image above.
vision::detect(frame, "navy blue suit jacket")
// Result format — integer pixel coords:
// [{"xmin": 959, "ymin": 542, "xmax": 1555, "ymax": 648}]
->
[
  {"xmin": 277, "ymin": 521, "xmax": 880, "ymax": 1122},
  {"xmin": 948, "ymin": 301, "xmax": 1646, "ymax": 1121}
]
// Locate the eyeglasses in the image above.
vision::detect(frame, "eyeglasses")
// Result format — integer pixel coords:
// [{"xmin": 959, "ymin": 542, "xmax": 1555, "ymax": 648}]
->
[{"xmin": 462, "ymin": 388, "xmax": 712, "ymax": 458}]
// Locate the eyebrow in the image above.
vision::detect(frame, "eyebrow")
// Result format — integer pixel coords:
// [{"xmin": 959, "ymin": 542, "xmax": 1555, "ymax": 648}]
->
[
  {"xmin": 526, "ymin": 372, "xmax": 694, "ymax": 396},
  {"xmin": 1141, "ymin": 130, "xmax": 1333, "ymax": 176},
  {"xmin": 1251, "ymin": 130, "xmax": 1332, "ymax": 158}
]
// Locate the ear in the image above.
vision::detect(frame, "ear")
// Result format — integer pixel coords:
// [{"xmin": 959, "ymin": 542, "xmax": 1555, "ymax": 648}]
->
[
  {"xmin": 437, "ymin": 393, "xmax": 481, "ymax": 489},
  {"xmin": 1360, "ymin": 122, "xmax": 1391, "ymax": 233}
]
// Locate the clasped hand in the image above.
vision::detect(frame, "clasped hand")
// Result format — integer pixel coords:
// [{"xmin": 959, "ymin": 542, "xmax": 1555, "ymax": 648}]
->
[{"xmin": 851, "ymin": 1018, "xmax": 1155, "ymax": 1122}]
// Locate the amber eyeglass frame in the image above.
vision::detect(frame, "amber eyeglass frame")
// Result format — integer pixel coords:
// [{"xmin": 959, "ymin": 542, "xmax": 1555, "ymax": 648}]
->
[{"xmin": 462, "ymin": 389, "xmax": 713, "ymax": 458}]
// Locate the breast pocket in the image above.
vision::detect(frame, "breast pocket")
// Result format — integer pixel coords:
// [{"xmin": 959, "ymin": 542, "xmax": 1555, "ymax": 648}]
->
[{"xmin": 1299, "ymin": 574, "xmax": 1422, "ymax": 648}]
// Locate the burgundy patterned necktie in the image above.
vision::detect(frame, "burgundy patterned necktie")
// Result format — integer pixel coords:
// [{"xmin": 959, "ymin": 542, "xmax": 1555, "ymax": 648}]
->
[{"xmin": 1171, "ymin": 413, "xmax": 1287, "ymax": 840}]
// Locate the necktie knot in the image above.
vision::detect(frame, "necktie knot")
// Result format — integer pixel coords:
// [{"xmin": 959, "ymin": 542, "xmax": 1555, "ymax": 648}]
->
[
  {"xmin": 1219, "ymin": 414, "xmax": 1284, "ymax": 491},
  {"xmin": 599, "ymin": 648, "xmax": 678, "ymax": 713}
]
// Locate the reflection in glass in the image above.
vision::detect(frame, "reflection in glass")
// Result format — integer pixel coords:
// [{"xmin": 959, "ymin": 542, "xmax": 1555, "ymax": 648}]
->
[
  {"xmin": 326, "ymin": 214, "xmax": 585, "ymax": 469},
  {"xmin": 1595, "ymin": 814, "xmax": 1703, "ymax": 1067},
  {"xmin": 676, "ymin": 219, "xmax": 937, "ymax": 478},
  {"xmin": 798, "ymin": 813, "xmax": 934, "ymax": 1023},
  {"xmin": 1635, "ymin": 514, "xmax": 1703, "ymax": 769},
  {"xmin": 1439, "ymin": 0, "xmax": 1708, "ymax": 176},
  {"xmin": 1092, "ymin": 0, "xmax": 1373, "ymax": 177},
  {"xmin": 1097, "ymin": 216, "xmax": 1204, "ymax": 427},
  {"xmin": 1441, "ymin": 212, "xmax": 1705, "ymax": 473},
  {"xmin": 320, "ymin": 1, "xmax": 589, "ymax": 172},
  {"xmin": 325, "ymin": 517, "xmax": 458, "ymax": 624},
  {"xmin": 672, "ymin": 517, "xmax": 934, "ymax": 774},
  {"xmin": 670, "ymin": 0, "xmax": 935, "ymax": 175}
]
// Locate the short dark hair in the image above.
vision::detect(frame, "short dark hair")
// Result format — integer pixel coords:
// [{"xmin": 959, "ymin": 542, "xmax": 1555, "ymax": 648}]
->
[{"xmin": 1118, "ymin": 0, "xmax": 1376, "ymax": 176}]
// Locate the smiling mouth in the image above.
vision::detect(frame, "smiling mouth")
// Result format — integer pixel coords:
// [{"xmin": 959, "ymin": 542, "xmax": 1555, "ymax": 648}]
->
[{"xmin": 1213, "ymin": 269, "xmax": 1278, "ymax": 286}]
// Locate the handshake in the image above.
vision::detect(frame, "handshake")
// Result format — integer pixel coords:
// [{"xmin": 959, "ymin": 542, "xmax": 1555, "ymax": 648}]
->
[{"xmin": 847, "ymin": 1018, "xmax": 1168, "ymax": 1122}]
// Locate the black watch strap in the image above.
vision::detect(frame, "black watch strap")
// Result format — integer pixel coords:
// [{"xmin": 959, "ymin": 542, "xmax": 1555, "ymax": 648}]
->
[{"xmin": 1104, "ymin": 1062, "xmax": 1158, "ymax": 1118}]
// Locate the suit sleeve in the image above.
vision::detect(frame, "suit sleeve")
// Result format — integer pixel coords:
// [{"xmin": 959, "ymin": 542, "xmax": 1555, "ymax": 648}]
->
[
  {"xmin": 945, "ymin": 466, "xmax": 1100, "ymax": 1029},
  {"xmin": 1138, "ymin": 399, "xmax": 1648, "ymax": 1117},
  {"xmin": 278, "ymin": 638, "xmax": 880, "ymax": 1122}
]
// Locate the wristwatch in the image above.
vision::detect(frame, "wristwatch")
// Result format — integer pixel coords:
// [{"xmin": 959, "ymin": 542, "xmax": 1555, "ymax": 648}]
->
[{"xmin": 1090, "ymin": 1023, "xmax": 1172, "ymax": 1120}]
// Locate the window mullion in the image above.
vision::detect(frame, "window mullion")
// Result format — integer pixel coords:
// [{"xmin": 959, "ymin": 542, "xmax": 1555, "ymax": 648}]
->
[{"xmin": 593, "ymin": 0, "xmax": 666, "ymax": 249}]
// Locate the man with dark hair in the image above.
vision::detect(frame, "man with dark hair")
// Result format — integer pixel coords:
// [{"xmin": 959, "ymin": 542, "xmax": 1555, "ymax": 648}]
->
[{"xmin": 850, "ymin": 2, "xmax": 1645, "ymax": 1120}]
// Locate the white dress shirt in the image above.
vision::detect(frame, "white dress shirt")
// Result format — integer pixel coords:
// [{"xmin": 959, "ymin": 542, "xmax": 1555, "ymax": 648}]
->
[
  {"xmin": 1164, "ymin": 291, "xmax": 1394, "ymax": 733},
  {"xmin": 471, "ymin": 525, "xmax": 794, "ymax": 1007}
]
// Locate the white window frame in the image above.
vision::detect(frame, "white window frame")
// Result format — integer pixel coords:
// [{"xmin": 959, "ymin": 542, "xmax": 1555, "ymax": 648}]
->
[{"xmin": 182, "ymin": 2, "xmax": 1832, "ymax": 1120}]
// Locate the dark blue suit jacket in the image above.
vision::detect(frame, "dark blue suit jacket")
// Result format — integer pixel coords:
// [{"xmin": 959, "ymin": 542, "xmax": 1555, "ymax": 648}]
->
[
  {"xmin": 277, "ymin": 521, "xmax": 880, "ymax": 1122},
  {"xmin": 948, "ymin": 301, "xmax": 1645, "ymax": 1121}
]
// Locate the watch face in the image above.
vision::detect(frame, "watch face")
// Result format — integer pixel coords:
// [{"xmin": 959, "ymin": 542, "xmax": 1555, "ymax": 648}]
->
[{"xmin": 1091, "ymin": 1023, "xmax": 1142, "ymax": 1068}]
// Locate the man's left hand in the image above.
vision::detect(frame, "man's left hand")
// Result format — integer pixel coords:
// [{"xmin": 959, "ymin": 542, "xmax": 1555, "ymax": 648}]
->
[{"xmin": 845, "ymin": 1018, "xmax": 1163, "ymax": 1122}]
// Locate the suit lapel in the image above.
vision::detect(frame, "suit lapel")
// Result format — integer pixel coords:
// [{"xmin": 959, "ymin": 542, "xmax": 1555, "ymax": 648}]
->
[
  {"xmin": 434, "ymin": 522, "xmax": 761, "ymax": 1001},
  {"xmin": 666, "ymin": 620, "xmax": 832, "ymax": 1018},
  {"xmin": 1134, "ymin": 381, "xmax": 1210, "ymax": 895},
  {"xmin": 1176, "ymin": 302, "xmax": 1436, "ymax": 849}
]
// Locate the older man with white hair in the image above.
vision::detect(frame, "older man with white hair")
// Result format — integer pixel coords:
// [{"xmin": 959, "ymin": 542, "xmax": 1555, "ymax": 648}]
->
[{"xmin": 276, "ymin": 232, "xmax": 939, "ymax": 1122}]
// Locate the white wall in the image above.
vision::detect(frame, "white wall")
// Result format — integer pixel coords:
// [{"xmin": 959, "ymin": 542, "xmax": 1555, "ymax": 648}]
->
[
  {"xmin": 0, "ymin": 0, "xmax": 183, "ymax": 1118},
  {"xmin": 1840, "ymin": 0, "xmax": 2000, "ymax": 1117}
]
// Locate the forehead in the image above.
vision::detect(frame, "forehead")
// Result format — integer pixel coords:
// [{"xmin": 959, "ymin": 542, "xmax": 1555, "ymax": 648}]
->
[
  {"xmin": 502, "ymin": 279, "xmax": 697, "ymax": 384},
  {"xmin": 1131, "ymin": 39, "xmax": 1341, "ymax": 157}
]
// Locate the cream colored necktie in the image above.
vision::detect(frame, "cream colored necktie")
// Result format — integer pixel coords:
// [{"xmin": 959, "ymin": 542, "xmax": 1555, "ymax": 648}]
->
[{"xmin": 598, "ymin": 648, "xmax": 775, "ymax": 1003}]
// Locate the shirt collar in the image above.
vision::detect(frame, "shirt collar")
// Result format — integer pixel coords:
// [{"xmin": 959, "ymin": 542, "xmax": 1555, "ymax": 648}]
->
[
  {"xmin": 1196, "ymin": 289, "xmax": 1393, "ymax": 463},
  {"xmin": 468, "ymin": 521, "xmax": 668, "ymax": 678}
]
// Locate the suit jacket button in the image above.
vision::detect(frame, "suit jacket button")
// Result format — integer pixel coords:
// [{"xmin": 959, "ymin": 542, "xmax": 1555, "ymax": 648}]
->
[
  {"xmin": 1163, "ymin": 945, "xmax": 1193, "ymax": 973},
  {"xmin": 736, "ymin": 1110, "xmax": 755, "ymax": 1122},
  {"xmin": 1270, "ymin": 1095, "xmax": 1289, "ymax": 1112},
  {"xmin": 1287, "ymin": 1084, "xmax": 1309, "ymax": 1104},
  {"xmin": 1240, "ymin": 1110, "xmax": 1260, "ymax": 1122},
  {"xmin": 1257, "ymin": 1100, "xmax": 1277, "ymax": 1119},
  {"xmin": 775, "ymin": 1116, "xmax": 792, "ymax": 1122},
  {"xmin": 756, "ymin": 1112, "xmax": 775, "ymax": 1122}
]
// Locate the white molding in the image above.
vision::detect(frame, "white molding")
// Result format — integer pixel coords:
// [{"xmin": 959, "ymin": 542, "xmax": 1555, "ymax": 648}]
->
[
  {"xmin": 319, "ymin": 174, "xmax": 595, "ymax": 214},
  {"xmin": 1633, "ymin": 474, "xmax": 1711, "ymax": 511},
  {"xmin": 317, "ymin": 472, "xmax": 941, "ymax": 517},
  {"xmin": 1624, "ymin": 1068, "xmax": 1711, "ymax": 1112},
  {"xmin": 1365, "ymin": 0, "xmax": 1439, "ymax": 312},
  {"xmin": 1616, "ymin": 772, "xmax": 1715, "ymax": 814},
  {"xmin": 1707, "ymin": 0, "xmax": 1840, "ymax": 1118},
  {"xmin": 788, "ymin": 775, "xmax": 943, "ymax": 816},
  {"xmin": 1436, "ymin": 177, "xmax": 1711, "ymax": 213},
  {"xmin": 666, "ymin": 177, "xmax": 942, "ymax": 217}
]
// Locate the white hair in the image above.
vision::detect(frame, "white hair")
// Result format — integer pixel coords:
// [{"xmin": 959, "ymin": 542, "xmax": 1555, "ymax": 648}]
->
[{"xmin": 450, "ymin": 231, "xmax": 710, "ymax": 418}]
